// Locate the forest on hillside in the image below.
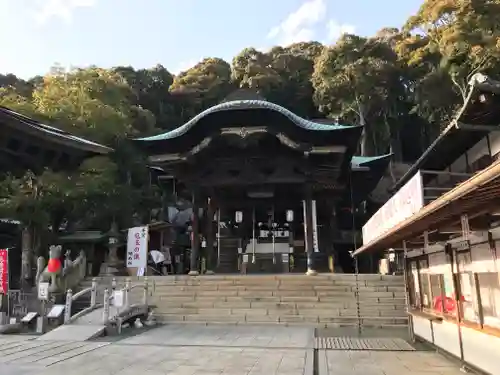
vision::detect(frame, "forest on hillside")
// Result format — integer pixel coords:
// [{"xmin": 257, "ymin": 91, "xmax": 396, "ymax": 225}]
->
[{"xmin": 0, "ymin": 0, "xmax": 499, "ymax": 255}]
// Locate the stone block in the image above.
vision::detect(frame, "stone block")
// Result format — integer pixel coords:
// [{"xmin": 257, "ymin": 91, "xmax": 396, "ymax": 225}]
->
[
  {"xmin": 238, "ymin": 290, "xmax": 274, "ymax": 297},
  {"xmin": 250, "ymin": 301, "xmax": 297, "ymax": 309},
  {"xmin": 280, "ymin": 296, "xmax": 319, "ymax": 302},
  {"xmin": 213, "ymin": 301, "xmax": 252, "ymax": 308}
]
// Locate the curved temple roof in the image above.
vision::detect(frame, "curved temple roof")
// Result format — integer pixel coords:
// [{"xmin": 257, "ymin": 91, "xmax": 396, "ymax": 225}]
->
[{"xmin": 137, "ymin": 100, "xmax": 356, "ymax": 142}]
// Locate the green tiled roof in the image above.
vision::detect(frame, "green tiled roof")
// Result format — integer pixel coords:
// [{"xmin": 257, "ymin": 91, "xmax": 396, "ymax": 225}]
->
[
  {"xmin": 137, "ymin": 100, "xmax": 355, "ymax": 141},
  {"xmin": 351, "ymin": 154, "xmax": 392, "ymax": 167}
]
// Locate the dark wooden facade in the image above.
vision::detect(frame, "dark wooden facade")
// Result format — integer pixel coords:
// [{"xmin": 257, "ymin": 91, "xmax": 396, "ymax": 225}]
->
[{"xmin": 135, "ymin": 98, "xmax": 390, "ymax": 274}]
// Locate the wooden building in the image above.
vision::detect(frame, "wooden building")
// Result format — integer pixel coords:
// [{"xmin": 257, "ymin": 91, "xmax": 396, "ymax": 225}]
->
[
  {"xmin": 354, "ymin": 73, "xmax": 500, "ymax": 375},
  {"xmin": 0, "ymin": 105, "xmax": 111, "ymax": 174},
  {"xmin": 134, "ymin": 93, "xmax": 390, "ymax": 275},
  {"xmin": 0, "ymin": 106, "xmax": 112, "ymax": 288}
]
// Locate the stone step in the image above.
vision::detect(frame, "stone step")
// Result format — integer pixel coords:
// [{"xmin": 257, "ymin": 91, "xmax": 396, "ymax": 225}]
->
[
  {"xmin": 84, "ymin": 274, "xmax": 404, "ymax": 284},
  {"xmin": 154, "ymin": 313, "xmax": 408, "ymax": 326},
  {"xmin": 151, "ymin": 300, "xmax": 404, "ymax": 309},
  {"xmin": 79, "ymin": 274, "xmax": 406, "ymax": 329},
  {"xmin": 154, "ymin": 306, "xmax": 407, "ymax": 318},
  {"xmin": 107, "ymin": 283, "xmax": 405, "ymax": 296}
]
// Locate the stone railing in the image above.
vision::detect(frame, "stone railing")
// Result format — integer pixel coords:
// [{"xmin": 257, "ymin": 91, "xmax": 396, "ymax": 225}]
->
[
  {"xmin": 102, "ymin": 277, "xmax": 150, "ymax": 326},
  {"xmin": 63, "ymin": 278, "xmax": 98, "ymax": 324}
]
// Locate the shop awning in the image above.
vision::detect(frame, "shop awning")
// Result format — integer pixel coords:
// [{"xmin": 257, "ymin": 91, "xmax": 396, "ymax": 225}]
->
[{"xmin": 353, "ymin": 158, "xmax": 500, "ymax": 256}]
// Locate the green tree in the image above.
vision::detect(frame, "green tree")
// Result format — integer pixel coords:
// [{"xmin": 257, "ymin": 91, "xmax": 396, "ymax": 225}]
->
[
  {"xmin": 231, "ymin": 48, "xmax": 283, "ymax": 97},
  {"xmin": 312, "ymin": 34, "xmax": 404, "ymax": 155},
  {"xmin": 400, "ymin": 0, "xmax": 500, "ymax": 124},
  {"xmin": 170, "ymin": 57, "xmax": 235, "ymax": 118},
  {"xmin": 32, "ymin": 67, "xmax": 156, "ymax": 144}
]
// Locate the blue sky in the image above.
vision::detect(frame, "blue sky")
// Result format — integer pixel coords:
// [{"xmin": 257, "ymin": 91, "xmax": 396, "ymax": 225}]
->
[{"xmin": 0, "ymin": 0, "xmax": 422, "ymax": 79}]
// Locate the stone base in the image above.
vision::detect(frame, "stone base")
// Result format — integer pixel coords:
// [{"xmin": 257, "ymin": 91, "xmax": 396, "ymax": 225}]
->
[
  {"xmin": 99, "ymin": 261, "xmax": 126, "ymax": 276},
  {"xmin": 305, "ymin": 268, "xmax": 318, "ymax": 276},
  {"xmin": 188, "ymin": 270, "xmax": 200, "ymax": 276}
]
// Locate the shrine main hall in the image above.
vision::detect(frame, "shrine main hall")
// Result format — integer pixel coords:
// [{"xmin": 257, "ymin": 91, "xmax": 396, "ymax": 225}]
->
[{"xmin": 134, "ymin": 93, "xmax": 390, "ymax": 275}]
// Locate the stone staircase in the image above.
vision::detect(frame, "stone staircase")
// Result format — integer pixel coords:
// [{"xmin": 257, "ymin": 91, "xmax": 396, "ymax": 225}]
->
[{"xmin": 86, "ymin": 274, "xmax": 408, "ymax": 328}]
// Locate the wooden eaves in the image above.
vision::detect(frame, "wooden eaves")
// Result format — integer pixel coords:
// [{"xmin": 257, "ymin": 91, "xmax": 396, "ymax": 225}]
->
[{"xmin": 352, "ymin": 156, "xmax": 500, "ymax": 256}]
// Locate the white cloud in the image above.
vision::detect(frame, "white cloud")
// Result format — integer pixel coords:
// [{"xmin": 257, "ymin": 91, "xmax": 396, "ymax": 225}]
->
[
  {"xmin": 266, "ymin": 0, "xmax": 327, "ymax": 45},
  {"xmin": 326, "ymin": 19, "xmax": 356, "ymax": 42},
  {"xmin": 34, "ymin": 0, "xmax": 97, "ymax": 25}
]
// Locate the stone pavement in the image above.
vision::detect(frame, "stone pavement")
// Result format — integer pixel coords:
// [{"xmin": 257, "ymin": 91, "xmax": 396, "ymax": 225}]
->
[
  {"xmin": 1, "ymin": 325, "xmax": 467, "ymax": 375},
  {"xmin": 320, "ymin": 350, "xmax": 467, "ymax": 375}
]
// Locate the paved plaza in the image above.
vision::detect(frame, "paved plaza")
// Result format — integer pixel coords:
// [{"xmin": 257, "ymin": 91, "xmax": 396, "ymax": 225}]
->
[{"xmin": 1, "ymin": 325, "xmax": 468, "ymax": 375}]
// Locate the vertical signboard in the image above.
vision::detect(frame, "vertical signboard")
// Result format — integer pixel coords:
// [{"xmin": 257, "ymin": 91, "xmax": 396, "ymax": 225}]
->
[
  {"xmin": 362, "ymin": 171, "xmax": 424, "ymax": 245},
  {"xmin": 302, "ymin": 200, "xmax": 320, "ymax": 253},
  {"xmin": 302, "ymin": 200, "xmax": 308, "ymax": 252},
  {"xmin": 126, "ymin": 226, "xmax": 148, "ymax": 268},
  {"xmin": 0, "ymin": 249, "xmax": 8, "ymax": 295},
  {"xmin": 312, "ymin": 200, "xmax": 319, "ymax": 253}
]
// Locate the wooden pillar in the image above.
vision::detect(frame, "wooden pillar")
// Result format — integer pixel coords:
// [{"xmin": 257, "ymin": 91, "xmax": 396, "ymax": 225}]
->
[
  {"xmin": 189, "ymin": 192, "xmax": 200, "ymax": 276},
  {"xmin": 304, "ymin": 188, "xmax": 317, "ymax": 275},
  {"xmin": 205, "ymin": 196, "xmax": 215, "ymax": 274}
]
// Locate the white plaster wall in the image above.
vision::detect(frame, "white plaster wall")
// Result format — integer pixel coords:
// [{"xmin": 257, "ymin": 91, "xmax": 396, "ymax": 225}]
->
[
  {"xmin": 467, "ymin": 137, "xmax": 489, "ymax": 165},
  {"xmin": 431, "ymin": 320, "xmax": 462, "ymax": 358},
  {"xmin": 461, "ymin": 326, "xmax": 500, "ymax": 375},
  {"xmin": 449, "ymin": 133, "xmax": 500, "ymax": 173},
  {"xmin": 489, "ymin": 132, "xmax": 500, "ymax": 157},
  {"xmin": 412, "ymin": 315, "xmax": 433, "ymax": 341},
  {"xmin": 450, "ymin": 153, "xmax": 468, "ymax": 173},
  {"xmin": 413, "ymin": 314, "xmax": 500, "ymax": 375}
]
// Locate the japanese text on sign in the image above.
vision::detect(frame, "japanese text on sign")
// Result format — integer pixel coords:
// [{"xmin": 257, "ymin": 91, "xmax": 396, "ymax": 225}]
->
[{"xmin": 126, "ymin": 226, "xmax": 148, "ymax": 268}]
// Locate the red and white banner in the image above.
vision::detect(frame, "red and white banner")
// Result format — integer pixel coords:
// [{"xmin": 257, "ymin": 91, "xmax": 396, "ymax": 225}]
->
[{"xmin": 0, "ymin": 249, "xmax": 8, "ymax": 295}]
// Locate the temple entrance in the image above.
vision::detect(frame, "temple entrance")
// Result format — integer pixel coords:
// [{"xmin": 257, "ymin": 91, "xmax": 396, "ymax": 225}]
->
[
  {"xmin": 217, "ymin": 195, "xmax": 302, "ymax": 274},
  {"xmin": 243, "ymin": 202, "xmax": 289, "ymax": 273}
]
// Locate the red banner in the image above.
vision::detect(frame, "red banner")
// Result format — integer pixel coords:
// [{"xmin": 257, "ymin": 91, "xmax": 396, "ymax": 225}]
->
[{"xmin": 0, "ymin": 249, "xmax": 8, "ymax": 295}]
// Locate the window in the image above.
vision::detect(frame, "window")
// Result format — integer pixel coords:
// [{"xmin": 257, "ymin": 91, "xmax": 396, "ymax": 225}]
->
[
  {"xmin": 477, "ymin": 272, "xmax": 500, "ymax": 328},
  {"xmin": 426, "ymin": 252, "xmax": 457, "ymax": 316},
  {"xmin": 470, "ymin": 154, "xmax": 492, "ymax": 173},
  {"xmin": 456, "ymin": 251, "xmax": 481, "ymax": 323},
  {"xmin": 419, "ymin": 258, "xmax": 431, "ymax": 308},
  {"xmin": 472, "ymin": 241, "xmax": 500, "ymax": 329},
  {"xmin": 408, "ymin": 261, "xmax": 421, "ymax": 308},
  {"xmin": 407, "ymin": 239, "xmax": 500, "ymax": 333}
]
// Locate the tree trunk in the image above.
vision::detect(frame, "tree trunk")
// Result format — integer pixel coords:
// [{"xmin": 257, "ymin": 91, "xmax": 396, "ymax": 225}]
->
[{"xmin": 357, "ymin": 100, "xmax": 369, "ymax": 156}]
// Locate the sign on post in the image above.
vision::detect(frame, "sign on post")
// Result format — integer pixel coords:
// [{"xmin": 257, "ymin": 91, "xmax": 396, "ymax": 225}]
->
[
  {"xmin": 113, "ymin": 290, "xmax": 124, "ymax": 308},
  {"xmin": 38, "ymin": 282, "xmax": 49, "ymax": 301},
  {"xmin": 126, "ymin": 226, "xmax": 149, "ymax": 268},
  {"xmin": 0, "ymin": 249, "xmax": 8, "ymax": 295}
]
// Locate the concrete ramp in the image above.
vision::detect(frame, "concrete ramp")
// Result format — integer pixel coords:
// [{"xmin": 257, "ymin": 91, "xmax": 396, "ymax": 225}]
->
[{"xmin": 37, "ymin": 324, "xmax": 106, "ymax": 341}]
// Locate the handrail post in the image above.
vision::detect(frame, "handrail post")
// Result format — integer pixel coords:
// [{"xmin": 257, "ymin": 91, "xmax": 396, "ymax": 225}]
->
[
  {"xmin": 103, "ymin": 288, "xmax": 110, "ymax": 324},
  {"xmin": 90, "ymin": 277, "xmax": 97, "ymax": 307},
  {"xmin": 125, "ymin": 278, "xmax": 131, "ymax": 309},
  {"xmin": 143, "ymin": 277, "xmax": 149, "ymax": 305},
  {"xmin": 64, "ymin": 289, "xmax": 73, "ymax": 324}
]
